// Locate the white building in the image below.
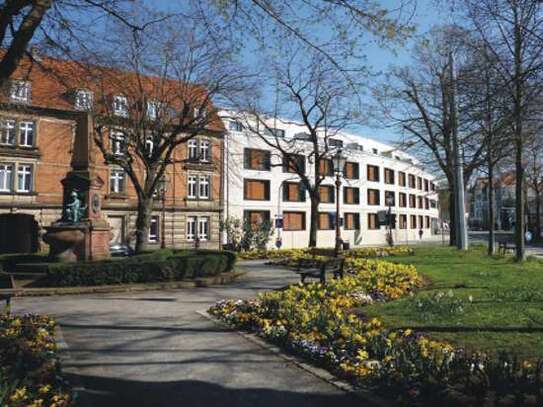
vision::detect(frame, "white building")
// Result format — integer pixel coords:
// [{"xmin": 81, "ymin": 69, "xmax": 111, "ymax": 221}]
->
[{"xmin": 221, "ymin": 112, "xmax": 440, "ymax": 249}]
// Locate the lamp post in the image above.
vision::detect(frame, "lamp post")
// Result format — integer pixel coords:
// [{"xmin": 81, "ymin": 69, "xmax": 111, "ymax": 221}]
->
[
  {"xmin": 332, "ymin": 149, "xmax": 347, "ymax": 257},
  {"xmin": 158, "ymin": 177, "xmax": 169, "ymax": 249},
  {"xmin": 386, "ymin": 194, "xmax": 394, "ymax": 247}
]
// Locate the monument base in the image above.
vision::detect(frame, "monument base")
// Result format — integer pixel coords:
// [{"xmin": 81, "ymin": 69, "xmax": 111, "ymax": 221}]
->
[{"xmin": 43, "ymin": 221, "xmax": 112, "ymax": 262}]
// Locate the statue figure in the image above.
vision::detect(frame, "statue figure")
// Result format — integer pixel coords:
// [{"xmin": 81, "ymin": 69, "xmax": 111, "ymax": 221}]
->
[{"xmin": 65, "ymin": 191, "xmax": 87, "ymax": 223}]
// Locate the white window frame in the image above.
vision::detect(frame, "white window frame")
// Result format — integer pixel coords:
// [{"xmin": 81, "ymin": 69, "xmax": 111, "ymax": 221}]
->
[
  {"xmin": 147, "ymin": 100, "xmax": 160, "ymax": 120},
  {"xmin": 10, "ymin": 81, "xmax": 30, "ymax": 102},
  {"xmin": 145, "ymin": 138, "xmax": 154, "ymax": 157},
  {"xmin": 110, "ymin": 169, "xmax": 125, "ymax": 193},
  {"xmin": 19, "ymin": 121, "xmax": 35, "ymax": 147},
  {"xmin": 0, "ymin": 163, "xmax": 14, "ymax": 192},
  {"xmin": 75, "ymin": 89, "xmax": 93, "ymax": 110},
  {"xmin": 16, "ymin": 164, "xmax": 33, "ymax": 193},
  {"xmin": 187, "ymin": 175, "xmax": 198, "ymax": 198},
  {"xmin": 228, "ymin": 120, "xmax": 243, "ymax": 132},
  {"xmin": 188, "ymin": 139, "xmax": 198, "ymax": 160},
  {"xmin": 198, "ymin": 217, "xmax": 209, "ymax": 241},
  {"xmin": 0, "ymin": 119, "xmax": 16, "ymax": 145},
  {"xmin": 199, "ymin": 139, "xmax": 210, "ymax": 162},
  {"xmin": 199, "ymin": 175, "xmax": 210, "ymax": 199},
  {"xmin": 149, "ymin": 216, "xmax": 159, "ymax": 243},
  {"xmin": 113, "ymin": 95, "xmax": 129, "ymax": 117},
  {"xmin": 110, "ymin": 131, "xmax": 126, "ymax": 156},
  {"xmin": 186, "ymin": 216, "xmax": 196, "ymax": 241}
]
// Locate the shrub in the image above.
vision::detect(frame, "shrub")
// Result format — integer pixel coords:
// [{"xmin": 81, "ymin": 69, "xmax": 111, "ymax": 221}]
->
[
  {"xmin": 0, "ymin": 253, "xmax": 49, "ymax": 273},
  {"xmin": 45, "ymin": 249, "xmax": 236, "ymax": 287}
]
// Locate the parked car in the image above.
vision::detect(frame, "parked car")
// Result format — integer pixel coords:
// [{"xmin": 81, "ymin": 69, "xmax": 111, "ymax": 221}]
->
[{"xmin": 110, "ymin": 243, "xmax": 135, "ymax": 257}]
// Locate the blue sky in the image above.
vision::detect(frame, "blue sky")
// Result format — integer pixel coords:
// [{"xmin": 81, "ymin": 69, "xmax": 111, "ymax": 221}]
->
[{"xmin": 148, "ymin": 0, "xmax": 443, "ymax": 143}]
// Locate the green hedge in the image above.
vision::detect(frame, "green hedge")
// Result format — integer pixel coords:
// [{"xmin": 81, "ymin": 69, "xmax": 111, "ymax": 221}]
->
[
  {"xmin": 0, "ymin": 253, "xmax": 49, "ymax": 273},
  {"xmin": 45, "ymin": 249, "xmax": 237, "ymax": 287}
]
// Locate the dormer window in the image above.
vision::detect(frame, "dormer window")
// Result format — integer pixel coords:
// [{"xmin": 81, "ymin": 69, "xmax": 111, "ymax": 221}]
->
[
  {"xmin": 10, "ymin": 80, "xmax": 30, "ymax": 103},
  {"xmin": 228, "ymin": 120, "xmax": 243, "ymax": 132},
  {"xmin": 194, "ymin": 107, "xmax": 207, "ymax": 119},
  {"xmin": 110, "ymin": 131, "xmax": 126, "ymax": 156},
  {"xmin": 147, "ymin": 100, "xmax": 160, "ymax": 120},
  {"xmin": 75, "ymin": 89, "xmax": 93, "ymax": 110},
  {"xmin": 113, "ymin": 95, "xmax": 129, "ymax": 117}
]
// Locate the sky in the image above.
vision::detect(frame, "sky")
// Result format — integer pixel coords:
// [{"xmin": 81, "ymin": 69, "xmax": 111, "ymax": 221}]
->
[{"xmin": 148, "ymin": 0, "xmax": 444, "ymax": 144}]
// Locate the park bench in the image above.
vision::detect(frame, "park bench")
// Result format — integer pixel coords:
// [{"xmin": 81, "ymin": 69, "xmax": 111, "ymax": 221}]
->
[
  {"xmin": 497, "ymin": 236, "xmax": 515, "ymax": 255},
  {"xmin": 292, "ymin": 257, "xmax": 345, "ymax": 284},
  {"xmin": 0, "ymin": 273, "xmax": 18, "ymax": 309}
]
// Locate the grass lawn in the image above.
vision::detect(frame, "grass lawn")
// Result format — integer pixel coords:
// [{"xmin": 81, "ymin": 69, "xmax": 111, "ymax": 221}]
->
[{"xmin": 363, "ymin": 245, "xmax": 543, "ymax": 359}]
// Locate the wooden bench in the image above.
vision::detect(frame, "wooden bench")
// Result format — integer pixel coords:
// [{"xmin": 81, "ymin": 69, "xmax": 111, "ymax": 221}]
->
[
  {"xmin": 0, "ymin": 273, "xmax": 17, "ymax": 309},
  {"xmin": 497, "ymin": 236, "xmax": 515, "ymax": 255},
  {"xmin": 293, "ymin": 257, "xmax": 345, "ymax": 284}
]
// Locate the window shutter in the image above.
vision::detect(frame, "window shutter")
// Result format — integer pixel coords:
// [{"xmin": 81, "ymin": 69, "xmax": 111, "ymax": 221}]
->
[
  {"xmin": 265, "ymin": 180, "xmax": 270, "ymax": 200},
  {"xmin": 329, "ymin": 186, "xmax": 334, "ymax": 203},
  {"xmin": 329, "ymin": 212, "xmax": 336, "ymax": 229},
  {"xmin": 299, "ymin": 183, "xmax": 306, "ymax": 201},
  {"xmin": 283, "ymin": 184, "xmax": 289, "ymax": 201}
]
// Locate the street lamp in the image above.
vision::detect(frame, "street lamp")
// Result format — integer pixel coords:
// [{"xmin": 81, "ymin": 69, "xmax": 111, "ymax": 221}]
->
[
  {"xmin": 157, "ymin": 177, "xmax": 169, "ymax": 249},
  {"xmin": 385, "ymin": 194, "xmax": 394, "ymax": 247},
  {"xmin": 332, "ymin": 149, "xmax": 347, "ymax": 256}
]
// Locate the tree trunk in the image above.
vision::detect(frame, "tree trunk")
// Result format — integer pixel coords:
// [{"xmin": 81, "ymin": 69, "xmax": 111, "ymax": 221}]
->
[
  {"xmin": 536, "ymin": 191, "xmax": 541, "ymax": 243},
  {"xmin": 487, "ymin": 161, "xmax": 495, "ymax": 256},
  {"xmin": 448, "ymin": 188, "xmax": 456, "ymax": 246},
  {"xmin": 134, "ymin": 195, "xmax": 154, "ymax": 253},
  {"xmin": 308, "ymin": 194, "xmax": 319, "ymax": 247},
  {"xmin": 515, "ymin": 141, "xmax": 525, "ymax": 261}
]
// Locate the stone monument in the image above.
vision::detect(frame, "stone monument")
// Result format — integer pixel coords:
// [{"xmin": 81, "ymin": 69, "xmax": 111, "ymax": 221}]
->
[{"xmin": 43, "ymin": 113, "xmax": 112, "ymax": 262}]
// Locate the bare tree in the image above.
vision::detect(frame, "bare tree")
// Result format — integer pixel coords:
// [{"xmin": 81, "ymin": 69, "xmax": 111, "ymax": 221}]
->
[
  {"xmin": 377, "ymin": 26, "xmax": 485, "ymax": 246},
  {"xmin": 238, "ymin": 49, "xmax": 360, "ymax": 248},
  {"xmin": 461, "ymin": 0, "xmax": 543, "ymax": 261},
  {"xmin": 76, "ymin": 13, "xmax": 247, "ymax": 253}
]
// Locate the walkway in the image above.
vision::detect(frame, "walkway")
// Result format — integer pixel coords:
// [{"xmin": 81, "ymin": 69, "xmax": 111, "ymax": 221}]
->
[{"xmin": 13, "ymin": 261, "xmax": 361, "ymax": 407}]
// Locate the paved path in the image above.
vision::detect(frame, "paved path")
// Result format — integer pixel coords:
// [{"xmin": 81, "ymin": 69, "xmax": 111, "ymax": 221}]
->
[{"xmin": 13, "ymin": 261, "xmax": 360, "ymax": 407}]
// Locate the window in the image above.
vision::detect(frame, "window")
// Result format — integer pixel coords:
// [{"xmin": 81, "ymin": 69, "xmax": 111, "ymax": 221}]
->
[
  {"xmin": 110, "ymin": 170, "xmax": 125, "ymax": 193},
  {"xmin": 385, "ymin": 190, "xmax": 395, "ymax": 206},
  {"xmin": 194, "ymin": 107, "xmax": 207, "ymax": 118},
  {"xmin": 186, "ymin": 216, "xmax": 196, "ymax": 241},
  {"xmin": 408, "ymin": 174, "xmax": 416, "ymax": 188},
  {"xmin": 399, "ymin": 171, "xmax": 406, "ymax": 187},
  {"xmin": 409, "ymin": 194, "xmax": 416, "ymax": 208},
  {"xmin": 149, "ymin": 216, "xmax": 159, "ymax": 243},
  {"xmin": 19, "ymin": 121, "xmax": 34, "ymax": 147},
  {"xmin": 283, "ymin": 154, "xmax": 305, "ymax": 174},
  {"xmin": 399, "ymin": 214, "xmax": 407, "ymax": 229},
  {"xmin": 198, "ymin": 217, "xmax": 210, "ymax": 240},
  {"xmin": 417, "ymin": 177, "xmax": 423, "ymax": 190},
  {"xmin": 244, "ymin": 210, "xmax": 270, "ymax": 226},
  {"xmin": 431, "ymin": 181, "xmax": 436, "ymax": 191},
  {"xmin": 244, "ymin": 179, "xmax": 270, "ymax": 200},
  {"xmin": 367, "ymin": 165, "xmax": 380, "ymax": 182},
  {"xmin": 318, "ymin": 212, "xmax": 336, "ymax": 230},
  {"xmin": 384, "ymin": 168, "xmax": 395, "ymax": 184},
  {"xmin": 425, "ymin": 216, "xmax": 431, "ymax": 229},
  {"xmin": 0, "ymin": 164, "xmax": 13, "ymax": 192},
  {"xmin": 430, "ymin": 199, "xmax": 437, "ymax": 209},
  {"xmin": 75, "ymin": 89, "xmax": 93, "ymax": 110},
  {"xmin": 145, "ymin": 138, "xmax": 154, "ymax": 156},
  {"xmin": 283, "ymin": 211, "xmax": 306, "ymax": 231},
  {"xmin": 418, "ymin": 196, "xmax": 423, "ymax": 209},
  {"xmin": 419, "ymin": 215, "xmax": 424, "ymax": 229},
  {"xmin": 344, "ymin": 162, "xmax": 359, "ymax": 179},
  {"xmin": 368, "ymin": 213, "xmax": 379, "ymax": 230},
  {"xmin": 17, "ymin": 164, "xmax": 32, "ymax": 192},
  {"xmin": 188, "ymin": 175, "xmax": 198, "ymax": 198},
  {"xmin": 0, "ymin": 119, "xmax": 15, "ymax": 145},
  {"xmin": 343, "ymin": 187, "xmax": 360, "ymax": 204},
  {"xmin": 10, "ymin": 80, "xmax": 30, "ymax": 102},
  {"xmin": 229, "ymin": 120, "xmax": 244, "ymax": 132},
  {"xmin": 188, "ymin": 139, "xmax": 198, "ymax": 160},
  {"xmin": 199, "ymin": 140, "xmax": 210, "ymax": 162},
  {"xmin": 319, "ymin": 185, "xmax": 335, "ymax": 203},
  {"xmin": 424, "ymin": 179, "xmax": 429, "ymax": 192},
  {"xmin": 372, "ymin": 148, "xmax": 378, "ymax": 154},
  {"xmin": 329, "ymin": 138, "xmax": 343, "ymax": 148},
  {"xmin": 110, "ymin": 131, "xmax": 126, "ymax": 155},
  {"xmin": 244, "ymin": 148, "xmax": 271, "ymax": 171},
  {"xmin": 344, "ymin": 213, "xmax": 360, "ymax": 230},
  {"xmin": 367, "ymin": 189, "xmax": 380, "ymax": 206},
  {"xmin": 283, "ymin": 182, "xmax": 306, "ymax": 202},
  {"xmin": 410, "ymin": 215, "xmax": 417, "ymax": 229},
  {"xmin": 425, "ymin": 198, "xmax": 430, "ymax": 210},
  {"xmin": 199, "ymin": 175, "xmax": 210, "ymax": 199},
  {"xmin": 147, "ymin": 100, "xmax": 160, "ymax": 120},
  {"xmin": 318, "ymin": 159, "xmax": 334, "ymax": 176},
  {"xmin": 113, "ymin": 95, "xmax": 129, "ymax": 117},
  {"xmin": 399, "ymin": 192, "xmax": 407, "ymax": 208}
]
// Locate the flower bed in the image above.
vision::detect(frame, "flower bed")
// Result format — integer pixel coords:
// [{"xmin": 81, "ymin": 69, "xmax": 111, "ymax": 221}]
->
[
  {"xmin": 1, "ymin": 314, "xmax": 73, "ymax": 407},
  {"xmin": 209, "ymin": 257, "xmax": 543, "ymax": 405},
  {"xmin": 237, "ymin": 246, "xmax": 414, "ymax": 261}
]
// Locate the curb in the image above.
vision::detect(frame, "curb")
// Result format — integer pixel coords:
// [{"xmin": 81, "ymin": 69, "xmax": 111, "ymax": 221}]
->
[
  {"xmin": 11, "ymin": 271, "xmax": 246, "ymax": 297},
  {"xmin": 197, "ymin": 310, "xmax": 394, "ymax": 407}
]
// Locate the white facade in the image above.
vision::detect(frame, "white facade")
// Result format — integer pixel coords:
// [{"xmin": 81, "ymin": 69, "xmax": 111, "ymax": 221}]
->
[{"xmin": 221, "ymin": 112, "xmax": 440, "ymax": 249}]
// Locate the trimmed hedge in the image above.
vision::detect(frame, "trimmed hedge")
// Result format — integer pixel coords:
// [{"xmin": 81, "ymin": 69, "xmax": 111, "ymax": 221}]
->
[
  {"xmin": 0, "ymin": 253, "xmax": 49, "ymax": 273},
  {"xmin": 45, "ymin": 249, "xmax": 236, "ymax": 287}
]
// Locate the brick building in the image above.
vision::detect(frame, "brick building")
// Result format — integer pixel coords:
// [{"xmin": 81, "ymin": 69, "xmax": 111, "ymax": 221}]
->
[{"xmin": 0, "ymin": 54, "xmax": 224, "ymax": 253}]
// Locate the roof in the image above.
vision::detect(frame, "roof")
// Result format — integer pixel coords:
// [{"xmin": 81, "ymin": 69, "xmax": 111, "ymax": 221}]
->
[{"xmin": 1, "ymin": 51, "xmax": 225, "ymax": 133}]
